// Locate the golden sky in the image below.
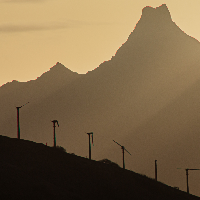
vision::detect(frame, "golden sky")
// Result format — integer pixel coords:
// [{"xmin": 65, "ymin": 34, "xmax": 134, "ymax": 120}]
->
[{"xmin": 0, "ymin": 0, "xmax": 200, "ymax": 86}]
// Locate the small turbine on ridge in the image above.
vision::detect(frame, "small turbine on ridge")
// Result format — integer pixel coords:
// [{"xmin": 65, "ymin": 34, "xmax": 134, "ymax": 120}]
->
[{"xmin": 113, "ymin": 140, "xmax": 131, "ymax": 169}]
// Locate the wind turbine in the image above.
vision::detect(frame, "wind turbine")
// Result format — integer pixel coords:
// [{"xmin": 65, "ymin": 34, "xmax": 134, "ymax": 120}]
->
[
  {"xmin": 87, "ymin": 132, "xmax": 94, "ymax": 160},
  {"xmin": 177, "ymin": 168, "xmax": 200, "ymax": 193},
  {"xmin": 16, "ymin": 102, "xmax": 29, "ymax": 139},
  {"xmin": 155, "ymin": 160, "xmax": 157, "ymax": 181},
  {"xmin": 51, "ymin": 120, "xmax": 59, "ymax": 147},
  {"xmin": 113, "ymin": 140, "xmax": 131, "ymax": 169}
]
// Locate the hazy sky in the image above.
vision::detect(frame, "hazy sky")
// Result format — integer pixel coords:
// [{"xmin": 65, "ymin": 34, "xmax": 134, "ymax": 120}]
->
[{"xmin": 1, "ymin": 0, "xmax": 200, "ymax": 86}]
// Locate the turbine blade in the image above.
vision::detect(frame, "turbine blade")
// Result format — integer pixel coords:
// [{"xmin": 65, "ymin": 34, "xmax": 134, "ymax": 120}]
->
[
  {"xmin": 124, "ymin": 149, "xmax": 131, "ymax": 155},
  {"xmin": 113, "ymin": 140, "xmax": 122, "ymax": 147}
]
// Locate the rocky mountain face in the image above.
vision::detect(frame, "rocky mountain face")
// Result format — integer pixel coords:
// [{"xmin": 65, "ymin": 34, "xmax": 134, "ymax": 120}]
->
[{"xmin": 1, "ymin": 4, "xmax": 200, "ymax": 196}]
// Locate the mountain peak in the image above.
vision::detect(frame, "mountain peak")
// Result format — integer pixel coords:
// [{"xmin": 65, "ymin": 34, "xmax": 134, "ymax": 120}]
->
[
  {"xmin": 48, "ymin": 62, "xmax": 79, "ymax": 75},
  {"xmin": 35, "ymin": 62, "xmax": 81, "ymax": 84},
  {"xmin": 142, "ymin": 4, "xmax": 171, "ymax": 22},
  {"xmin": 50, "ymin": 62, "xmax": 68, "ymax": 71}
]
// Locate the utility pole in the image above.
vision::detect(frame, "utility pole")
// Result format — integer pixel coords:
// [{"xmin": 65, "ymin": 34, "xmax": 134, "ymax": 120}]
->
[
  {"xmin": 51, "ymin": 120, "xmax": 59, "ymax": 147},
  {"xmin": 177, "ymin": 168, "xmax": 200, "ymax": 194},
  {"xmin": 113, "ymin": 140, "xmax": 131, "ymax": 169},
  {"xmin": 155, "ymin": 160, "xmax": 157, "ymax": 181},
  {"xmin": 16, "ymin": 107, "xmax": 21, "ymax": 139},
  {"xmin": 186, "ymin": 169, "xmax": 189, "ymax": 193},
  {"xmin": 87, "ymin": 132, "xmax": 93, "ymax": 160},
  {"xmin": 16, "ymin": 102, "xmax": 29, "ymax": 139},
  {"xmin": 122, "ymin": 146, "xmax": 125, "ymax": 169}
]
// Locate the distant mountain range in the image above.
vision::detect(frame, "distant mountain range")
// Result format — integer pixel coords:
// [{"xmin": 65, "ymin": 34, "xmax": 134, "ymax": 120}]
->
[{"xmin": 1, "ymin": 4, "xmax": 200, "ymax": 196}]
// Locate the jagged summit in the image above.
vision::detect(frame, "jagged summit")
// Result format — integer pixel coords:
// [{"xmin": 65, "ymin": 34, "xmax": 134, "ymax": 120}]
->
[
  {"xmin": 142, "ymin": 4, "xmax": 171, "ymax": 21},
  {"xmin": 109, "ymin": 3, "xmax": 199, "ymax": 66},
  {"xmin": 138, "ymin": 4, "xmax": 172, "ymax": 32}
]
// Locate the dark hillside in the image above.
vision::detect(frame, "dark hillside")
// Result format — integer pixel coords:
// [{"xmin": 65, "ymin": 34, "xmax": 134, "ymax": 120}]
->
[{"xmin": 0, "ymin": 135, "xmax": 199, "ymax": 200}]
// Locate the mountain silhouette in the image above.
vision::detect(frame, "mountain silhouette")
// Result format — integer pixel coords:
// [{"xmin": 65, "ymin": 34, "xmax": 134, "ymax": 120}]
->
[
  {"xmin": 0, "ymin": 135, "xmax": 199, "ymax": 200},
  {"xmin": 1, "ymin": 3, "xmax": 200, "ymax": 197}
]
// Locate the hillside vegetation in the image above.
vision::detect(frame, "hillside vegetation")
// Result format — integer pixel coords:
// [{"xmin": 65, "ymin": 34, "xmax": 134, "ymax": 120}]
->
[{"xmin": 0, "ymin": 135, "xmax": 199, "ymax": 200}]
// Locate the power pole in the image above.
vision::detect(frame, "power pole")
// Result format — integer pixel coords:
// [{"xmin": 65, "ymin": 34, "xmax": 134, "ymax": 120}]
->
[
  {"xmin": 113, "ymin": 140, "xmax": 131, "ymax": 169},
  {"xmin": 177, "ymin": 168, "xmax": 200, "ymax": 194},
  {"xmin": 87, "ymin": 132, "xmax": 93, "ymax": 160},
  {"xmin": 16, "ymin": 107, "xmax": 21, "ymax": 139},
  {"xmin": 186, "ymin": 169, "xmax": 200, "ymax": 194},
  {"xmin": 51, "ymin": 120, "xmax": 59, "ymax": 147},
  {"xmin": 186, "ymin": 169, "xmax": 189, "ymax": 194},
  {"xmin": 155, "ymin": 160, "xmax": 157, "ymax": 181},
  {"xmin": 122, "ymin": 146, "xmax": 125, "ymax": 169},
  {"xmin": 16, "ymin": 102, "xmax": 29, "ymax": 139}
]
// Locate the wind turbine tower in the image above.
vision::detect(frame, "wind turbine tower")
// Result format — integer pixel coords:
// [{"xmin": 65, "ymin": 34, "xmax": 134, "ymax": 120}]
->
[
  {"xmin": 155, "ymin": 160, "xmax": 157, "ymax": 181},
  {"xmin": 87, "ymin": 132, "xmax": 94, "ymax": 160},
  {"xmin": 113, "ymin": 140, "xmax": 131, "ymax": 169},
  {"xmin": 177, "ymin": 168, "xmax": 200, "ymax": 193},
  {"xmin": 51, "ymin": 120, "xmax": 59, "ymax": 147},
  {"xmin": 16, "ymin": 102, "xmax": 29, "ymax": 139}
]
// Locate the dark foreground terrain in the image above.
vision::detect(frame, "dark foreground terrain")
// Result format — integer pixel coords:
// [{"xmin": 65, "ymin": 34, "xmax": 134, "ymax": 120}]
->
[{"xmin": 0, "ymin": 135, "xmax": 199, "ymax": 200}]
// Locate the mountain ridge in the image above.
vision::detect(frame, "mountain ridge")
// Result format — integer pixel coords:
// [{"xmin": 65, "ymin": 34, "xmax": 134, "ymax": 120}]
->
[{"xmin": 1, "ymin": 4, "xmax": 200, "ymax": 196}]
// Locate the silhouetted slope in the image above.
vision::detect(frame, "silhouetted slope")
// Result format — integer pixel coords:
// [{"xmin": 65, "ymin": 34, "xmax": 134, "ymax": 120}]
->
[{"xmin": 0, "ymin": 135, "xmax": 199, "ymax": 200}]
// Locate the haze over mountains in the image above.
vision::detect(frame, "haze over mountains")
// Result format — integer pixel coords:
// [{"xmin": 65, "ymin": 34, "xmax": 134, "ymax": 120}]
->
[{"xmin": 1, "ymin": 4, "xmax": 200, "ymax": 196}]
